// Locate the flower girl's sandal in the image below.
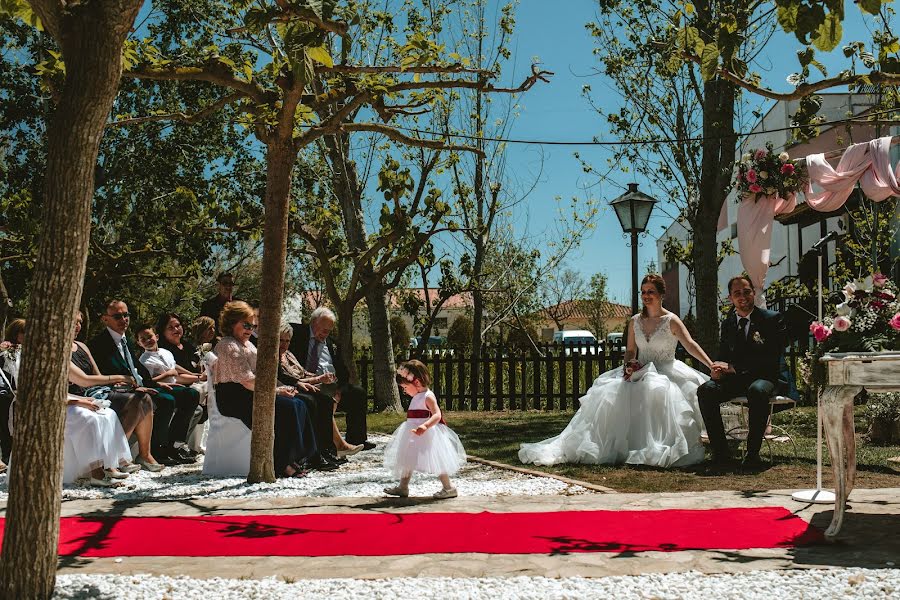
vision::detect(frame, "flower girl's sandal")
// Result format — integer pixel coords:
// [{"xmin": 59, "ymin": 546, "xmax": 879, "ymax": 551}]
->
[
  {"xmin": 433, "ymin": 487, "xmax": 458, "ymax": 499},
  {"xmin": 383, "ymin": 486, "xmax": 409, "ymax": 497}
]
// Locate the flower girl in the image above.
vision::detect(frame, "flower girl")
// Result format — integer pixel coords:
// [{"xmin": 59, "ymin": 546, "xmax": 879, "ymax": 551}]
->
[{"xmin": 383, "ymin": 360, "xmax": 466, "ymax": 499}]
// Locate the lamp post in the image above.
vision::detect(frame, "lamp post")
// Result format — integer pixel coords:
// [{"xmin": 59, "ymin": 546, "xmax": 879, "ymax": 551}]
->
[{"xmin": 610, "ymin": 183, "xmax": 658, "ymax": 316}]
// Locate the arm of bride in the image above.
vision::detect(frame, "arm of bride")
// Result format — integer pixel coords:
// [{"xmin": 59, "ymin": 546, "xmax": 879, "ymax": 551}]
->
[{"xmin": 669, "ymin": 315, "xmax": 713, "ymax": 370}]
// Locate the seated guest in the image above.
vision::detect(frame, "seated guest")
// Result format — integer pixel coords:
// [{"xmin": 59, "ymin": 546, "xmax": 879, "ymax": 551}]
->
[
  {"xmin": 213, "ymin": 301, "xmax": 318, "ymax": 477},
  {"xmin": 191, "ymin": 316, "xmax": 217, "ymax": 350},
  {"xmin": 199, "ymin": 272, "xmax": 241, "ymax": 329},
  {"xmin": 278, "ymin": 323, "xmax": 362, "ymax": 461},
  {"xmin": 88, "ymin": 300, "xmax": 199, "ymax": 466},
  {"xmin": 157, "ymin": 313, "xmax": 209, "ymax": 445},
  {"xmin": 69, "ymin": 310, "xmax": 162, "ymax": 472},
  {"xmin": 64, "ymin": 392, "xmax": 134, "ymax": 487},
  {"xmin": 0, "ymin": 318, "xmax": 23, "ymax": 464},
  {"xmin": 289, "ymin": 307, "xmax": 373, "ymax": 450},
  {"xmin": 137, "ymin": 324, "xmax": 205, "ymax": 387}
]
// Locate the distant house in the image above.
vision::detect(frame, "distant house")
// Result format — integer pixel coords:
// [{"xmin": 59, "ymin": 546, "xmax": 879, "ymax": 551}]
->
[
  {"xmin": 283, "ymin": 288, "xmax": 473, "ymax": 345},
  {"xmin": 536, "ymin": 300, "xmax": 632, "ymax": 341}
]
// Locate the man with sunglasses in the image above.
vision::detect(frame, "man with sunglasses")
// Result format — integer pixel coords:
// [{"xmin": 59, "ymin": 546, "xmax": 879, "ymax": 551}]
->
[
  {"xmin": 88, "ymin": 300, "xmax": 199, "ymax": 466},
  {"xmin": 697, "ymin": 276, "xmax": 787, "ymax": 471},
  {"xmin": 199, "ymin": 272, "xmax": 241, "ymax": 328}
]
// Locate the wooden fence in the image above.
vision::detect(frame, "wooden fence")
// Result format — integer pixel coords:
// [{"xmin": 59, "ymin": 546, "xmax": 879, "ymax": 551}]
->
[{"xmin": 355, "ymin": 339, "xmax": 810, "ymax": 412}]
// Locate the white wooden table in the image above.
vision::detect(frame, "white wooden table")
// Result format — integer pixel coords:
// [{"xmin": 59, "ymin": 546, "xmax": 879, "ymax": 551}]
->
[{"xmin": 820, "ymin": 352, "xmax": 900, "ymax": 537}]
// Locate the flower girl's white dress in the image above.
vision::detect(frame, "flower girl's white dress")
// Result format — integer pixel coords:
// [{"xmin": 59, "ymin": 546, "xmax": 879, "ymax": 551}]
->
[
  {"xmin": 519, "ymin": 314, "xmax": 707, "ymax": 468},
  {"xmin": 383, "ymin": 390, "xmax": 466, "ymax": 477}
]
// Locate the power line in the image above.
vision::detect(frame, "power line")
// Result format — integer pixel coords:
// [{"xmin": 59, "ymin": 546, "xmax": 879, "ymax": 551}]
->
[{"xmin": 384, "ymin": 107, "xmax": 900, "ymax": 147}]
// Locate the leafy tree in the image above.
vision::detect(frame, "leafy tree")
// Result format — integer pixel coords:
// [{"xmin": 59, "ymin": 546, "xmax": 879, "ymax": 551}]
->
[
  {"xmin": 539, "ymin": 268, "xmax": 587, "ymax": 331},
  {"xmin": 447, "ymin": 313, "xmax": 473, "ymax": 347},
  {"xmin": 389, "ymin": 313, "xmax": 411, "ymax": 357},
  {"xmin": 122, "ymin": 0, "xmax": 549, "ymax": 479},
  {"xmin": 583, "ymin": 272, "xmax": 612, "ymax": 340},
  {"xmin": 0, "ymin": 2, "xmax": 143, "ymax": 597}
]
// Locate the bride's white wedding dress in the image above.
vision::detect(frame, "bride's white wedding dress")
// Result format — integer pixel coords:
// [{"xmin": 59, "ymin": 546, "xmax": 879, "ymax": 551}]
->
[{"xmin": 519, "ymin": 313, "xmax": 707, "ymax": 468}]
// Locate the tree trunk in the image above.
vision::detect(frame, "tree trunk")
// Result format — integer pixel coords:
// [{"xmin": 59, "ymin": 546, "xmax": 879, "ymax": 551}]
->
[
  {"xmin": 0, "ymin": 267, "xmax": 10, "ymax": 332},
  {"xmin": 694, "ymin": 77, "xmax": 738, "ymax": 355},
  {"xmin": 248, "ymin": 138, "xmax": 294, "ymax": 483},
  {"xmin": 0, "ymin": 3, "xmax": 141, "ymax": 597},
  {"xmin": 364, "ymin": 281, "xmax": 402, "ymax": 412},
  {"xmin": 336, "ymin": 302, "xmax": 357, "ymax": 382},
  {"xmin": 469, "ymin": 245, "xmax": 485, "ymax": 402}
]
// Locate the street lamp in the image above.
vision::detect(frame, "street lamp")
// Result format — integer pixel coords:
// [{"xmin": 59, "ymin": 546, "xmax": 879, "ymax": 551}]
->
[{"xmin": 610, "ymin": 183, "xmax": 657, "ymax": 316}]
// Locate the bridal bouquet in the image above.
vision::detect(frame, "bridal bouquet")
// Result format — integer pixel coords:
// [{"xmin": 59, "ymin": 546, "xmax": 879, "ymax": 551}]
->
[
  {"xmin": 623, "ymin": 359, "xmax": 642, "ymax": 382},
  {"xmin": 734, "ymin": 142, "xmax": 808, "ymax": 202},
  {"xmin": 807, "ymin": 273, "xmax": 900, "ymax": 387}
]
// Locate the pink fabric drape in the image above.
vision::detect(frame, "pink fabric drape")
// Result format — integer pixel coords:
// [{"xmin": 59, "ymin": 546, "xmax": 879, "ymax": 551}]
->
[
  {"xmin": 725, "ymin": 136, "xmax": 899, "ymax": 307},
  {"xmin": 737, "ymin": 193, "xmax": 797, "ymax": 307}
]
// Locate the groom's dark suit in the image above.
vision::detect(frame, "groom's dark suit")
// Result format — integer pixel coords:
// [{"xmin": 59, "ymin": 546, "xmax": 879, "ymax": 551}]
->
[{"xmin": 697, "ymin": 307, "xmax": 787, "ymax": 460}]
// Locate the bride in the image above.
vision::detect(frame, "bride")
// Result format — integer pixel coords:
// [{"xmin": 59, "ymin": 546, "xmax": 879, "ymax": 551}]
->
[{"xmin": 519, "ymin": 273, "xmax": 713, "ymax": 468}]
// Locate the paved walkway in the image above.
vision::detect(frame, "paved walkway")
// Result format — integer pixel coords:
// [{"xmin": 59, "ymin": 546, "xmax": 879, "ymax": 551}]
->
[{"xmin": 17, "ymin": 487, "xmax": 895, "ymax": 580}]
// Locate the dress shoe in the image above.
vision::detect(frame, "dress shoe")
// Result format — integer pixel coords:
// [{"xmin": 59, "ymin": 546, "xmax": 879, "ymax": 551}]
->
[
  {"xmin": 384, "ymin": 486, "xmax": 409, "ymax": 497},
  {"xmin": 433, "ymin": 487, "xmax": 458, "ymax": 499},
  {"xmin": 741, "ymin": 455, "xmax": 769, "ymax": 473},
  {"xmin": 89, "ymin": 476, "xmax": 123, "ymax": 488},
  {"xmin": 336, "ymin": 444, "xmax": 363, "ymax": 458},
  {"xmin": 307, "ymin": 456, "xmax": 340, "ymax": 472},
  {"xmin": 136, "ymin": 456, "xmax": 165, "ymax": 472},
  {"xmin": 118, "ymin": 462, "xmax": 141, "ymax": 474},
  {"xmin": 360, "ymin": 441, "xmax": 376, "ymax": 451},
  {"xmin": 105, "ymin": 468, "xmax": 129, "ymax": 480}
]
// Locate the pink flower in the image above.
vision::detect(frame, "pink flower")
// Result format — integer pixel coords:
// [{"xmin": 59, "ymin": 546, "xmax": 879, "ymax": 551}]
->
[
  {"xmin": 755, "ymin": 148, "xmax": 767, "ymax": 160},
  {"xmin": 890, "ymin": 313, "xmax": 900, "ymax": 331},
  {"xmin": 745, "ymin": 169, "xmax": 758, "ymax": 183},
  {"xmin": 780, "ymin": 162, "xmax": 795, "ymax": 175},
  {"xmin": 0, "ymin": 341, "xmax": 10, "ymax": 351},
  {"xmin": 749, "ymin": 183, "xmax": 763, "ymax": 193},
  {"xmin": 873, "ymin": 272, "xmax": 889, "ymax": 288},
  {"xmin": 810, "ymin": 322, "xmax": 832, "ymax": 342},
  {"xmin": 833, "ymin": 316, "xmax": 851, "ymax": 332}
]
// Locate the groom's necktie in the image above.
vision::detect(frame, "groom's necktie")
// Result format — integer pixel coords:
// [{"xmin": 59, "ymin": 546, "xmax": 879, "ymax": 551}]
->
[
  {"xmin": 120, "ymin": 337, "xmax": 144, "ymax": 387},
  {"xmin": 737, "ymin": 317, "xmax": 749, "ymax": 344}
]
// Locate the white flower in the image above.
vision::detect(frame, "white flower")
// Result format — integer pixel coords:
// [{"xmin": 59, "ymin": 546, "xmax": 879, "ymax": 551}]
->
[
  {"xmin": 742, "ymin": 152, "xmax": 751, "ymax": 162},
  {"xmin": 835, "ymin": 302, "xmax": 852, "ymax": 316},
  {"xmin": 843, "ymin": 281, "xmax": 857, "ymax": 300},
  {"xmin": 759, "ymin": 171, "xmax": 769, "ymax": 180},
  {"xmin": 779, "ymin": 152, "xmax": 790, "ymax": 161},
  {"xmin": 854, "ymin": 275, "xmax": 874, "ymax": 293}
]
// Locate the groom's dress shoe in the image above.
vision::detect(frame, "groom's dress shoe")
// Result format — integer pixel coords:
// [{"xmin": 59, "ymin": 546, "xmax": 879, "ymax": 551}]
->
[{"xmin": 740, "ymin": 455, "xmax": 768, "ymax": 473}]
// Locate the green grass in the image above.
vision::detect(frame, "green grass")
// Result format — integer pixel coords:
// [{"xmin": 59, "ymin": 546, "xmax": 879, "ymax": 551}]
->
[{"xmin": 345, "ymin": 407, "xmax": 900, "ymax": 493}]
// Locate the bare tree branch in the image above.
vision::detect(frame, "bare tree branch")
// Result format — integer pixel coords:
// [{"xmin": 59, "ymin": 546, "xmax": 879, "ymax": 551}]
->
[
  {"xmin": 109, "ymin": 93, "xmax": 243, "ymax": 127},
  {"xmin": 341, "ymin": 122, "xmax": 483, "ymax": 155}
]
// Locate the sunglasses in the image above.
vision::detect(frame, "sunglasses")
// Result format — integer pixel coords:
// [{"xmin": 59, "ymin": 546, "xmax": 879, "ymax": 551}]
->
[
  {"xmin": 240, "ymin": 321, "xmax": 257, "ymax": 330},
  {"xmin": 108, "ymin": 312, "xmax": 130, "ymax": 320}
]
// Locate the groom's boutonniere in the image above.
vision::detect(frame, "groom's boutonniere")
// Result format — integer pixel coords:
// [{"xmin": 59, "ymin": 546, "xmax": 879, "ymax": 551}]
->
[{"xmin": 751, "ymin": 331, "xmax": 764, "ymax": 345}]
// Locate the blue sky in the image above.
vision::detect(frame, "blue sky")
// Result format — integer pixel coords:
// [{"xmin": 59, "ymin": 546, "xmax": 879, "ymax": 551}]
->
[{"xmin": 495, "ymin": 0, "xmax": 874, "ymax": 304}]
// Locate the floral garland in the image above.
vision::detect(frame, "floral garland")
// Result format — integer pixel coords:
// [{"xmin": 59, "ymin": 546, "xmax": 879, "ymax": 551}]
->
[
  {"xmin": 734, "ymin": 142, "xmax": 808, "ymax": 202},
  {"xmin": 807, "ymin": 273, "xmax": 900, "ymax": 388}
]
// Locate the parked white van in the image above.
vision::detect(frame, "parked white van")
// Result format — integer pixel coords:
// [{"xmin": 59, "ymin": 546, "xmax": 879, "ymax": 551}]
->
[
  {"xmin": 606, "ymin": 332, "xmax": 625, "ymax": 352},
  {"xmin": 552, "ymin": 330, "xmax": 598, "ymax": 355}
]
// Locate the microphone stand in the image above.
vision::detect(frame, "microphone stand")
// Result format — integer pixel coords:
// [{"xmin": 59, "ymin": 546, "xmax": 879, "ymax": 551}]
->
[{"xmin": 792, "ymin": 238, "xmax": 836, "ymax": 505}]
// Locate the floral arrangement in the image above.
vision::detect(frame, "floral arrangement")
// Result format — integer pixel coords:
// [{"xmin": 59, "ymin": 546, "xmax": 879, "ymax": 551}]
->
[
  {"xmin": 808, "ymin": 273, "xmax": 900, "ymax": 387},
  {"xmin": 734, "ymin": 142, "xmax": 808, "ymax": 202},
  {"xmin": 623, "ymin": 359, "xmax": 642, "ymax": 382}
]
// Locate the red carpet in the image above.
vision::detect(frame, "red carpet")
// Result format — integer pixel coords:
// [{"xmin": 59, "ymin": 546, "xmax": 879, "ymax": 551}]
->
[{"xmin": 0, "ymin": 508, "xmax": 823, "ymax": 557}]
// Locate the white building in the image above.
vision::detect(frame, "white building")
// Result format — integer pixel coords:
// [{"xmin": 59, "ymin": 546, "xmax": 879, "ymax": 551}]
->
[{"xmin": 658, "ymin": 93, "xmax": 892, "ymax": 316}]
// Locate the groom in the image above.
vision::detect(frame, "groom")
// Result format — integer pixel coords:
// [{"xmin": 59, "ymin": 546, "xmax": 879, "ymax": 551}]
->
[{"xmin": 698, "ymin": 275, "xmax": 787, "ymax": 470}]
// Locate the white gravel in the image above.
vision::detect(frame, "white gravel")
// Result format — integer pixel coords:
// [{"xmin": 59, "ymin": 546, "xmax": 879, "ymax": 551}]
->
[
  {"xmin": 0, "ymin": 434, "xmax": 589, "ymax": 501},
  {"xmin": 52, "ymin": 569, "xmax": 900, "ymax": 599}
]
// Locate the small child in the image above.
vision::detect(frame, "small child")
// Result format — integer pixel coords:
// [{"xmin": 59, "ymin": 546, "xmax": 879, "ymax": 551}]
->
[
  {"xmin": 383, "ymin": 360, "xmax": 466, "ymax": 499},
  {"xmin": 136, "ymin": 325, "xmax": 202, "ymax": 386}
]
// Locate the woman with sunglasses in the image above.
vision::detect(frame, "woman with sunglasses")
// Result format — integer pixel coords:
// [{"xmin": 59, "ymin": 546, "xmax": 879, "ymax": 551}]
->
[{"xmin": 213, "ymin": 301, "xmax": 317, "ymax": 477}]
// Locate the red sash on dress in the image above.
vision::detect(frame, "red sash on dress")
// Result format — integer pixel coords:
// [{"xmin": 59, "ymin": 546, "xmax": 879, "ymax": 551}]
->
[{"xmin": 406, "ymin": 409, "xmax": 447, "ymax": 425}]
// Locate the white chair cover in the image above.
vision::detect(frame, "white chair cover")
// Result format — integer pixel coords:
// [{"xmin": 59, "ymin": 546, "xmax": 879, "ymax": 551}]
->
[{"xmin": 201, "ymin": 353, "xmax": 252, "ymax": 476}]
